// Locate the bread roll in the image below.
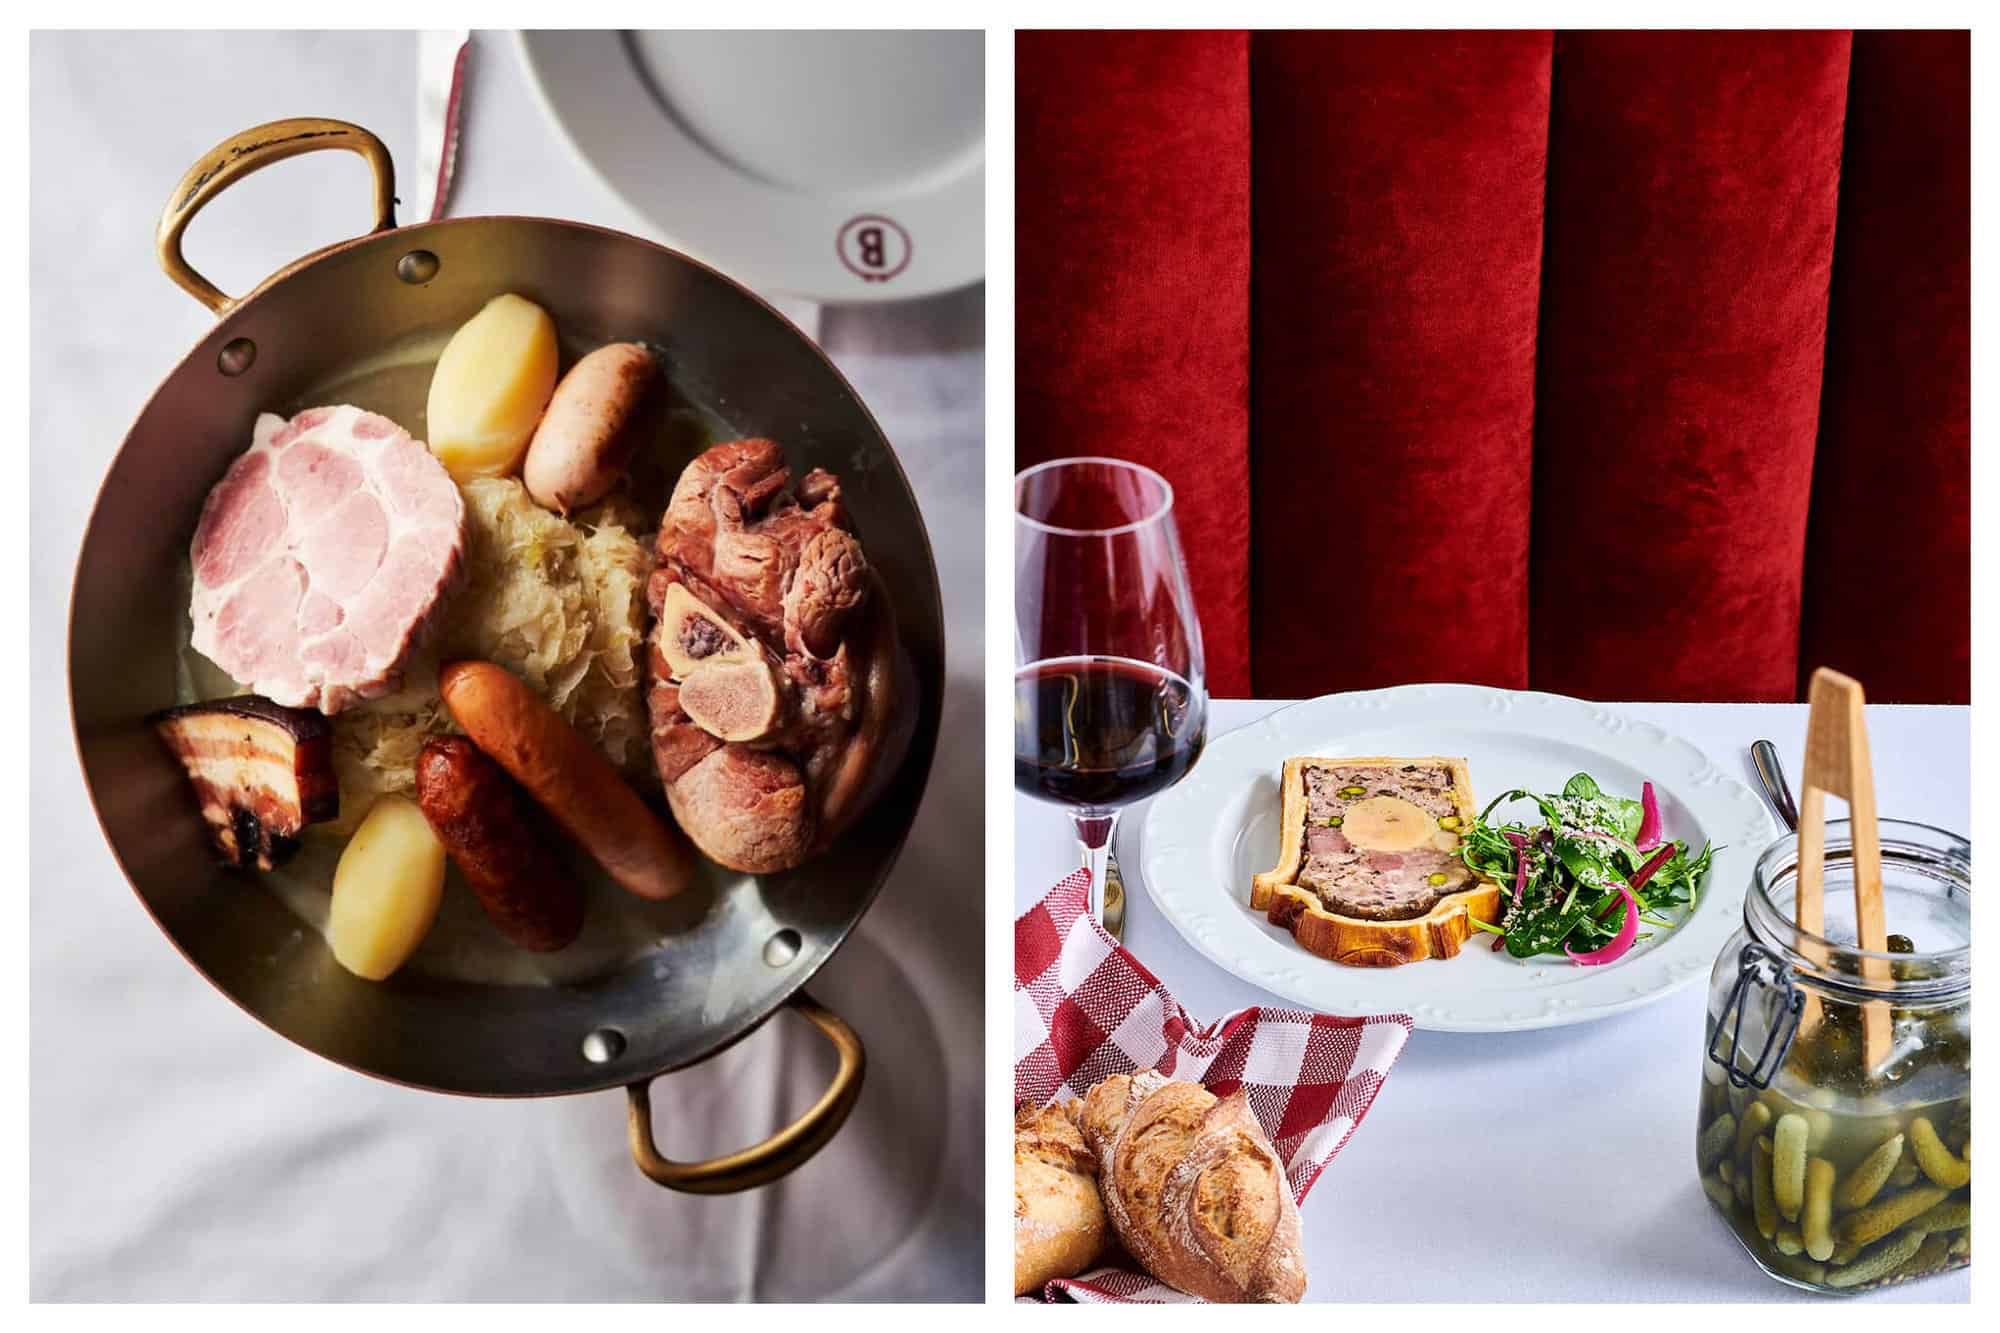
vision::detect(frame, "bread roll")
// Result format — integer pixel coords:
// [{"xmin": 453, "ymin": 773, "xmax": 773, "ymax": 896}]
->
[
  {"xmin": 1079, "ymin": 1071, "xmax": 1307, "ymax": 1303},
  {"xmin": 1013, "ymin": 1102, "xmax": 1109, "ymax": 1295}
]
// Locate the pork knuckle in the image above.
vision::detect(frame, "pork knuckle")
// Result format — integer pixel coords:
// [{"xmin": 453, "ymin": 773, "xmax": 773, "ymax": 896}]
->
[
  {"xmin": 655, "ymin": 581, "xmax": 757, "ymax": 679},
  {"xmin": 785, "ymin": 527, "xmax": 868, "ymax": 659},
  {"xmin": 648, "ymin": 440, "xmax": 900, "ymax": 874},
  {"xmin": 666, "ymin": 746, "xmax": 811, "ymax": 875},
  {"xmin": 678, "ymin": 659, "xmax": 783, "ymax": 743}
]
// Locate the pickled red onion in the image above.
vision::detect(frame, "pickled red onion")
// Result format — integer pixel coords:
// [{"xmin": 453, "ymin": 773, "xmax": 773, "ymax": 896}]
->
[
  {"xmin": 1567, "ymin": 880, "xmax": 1639, "ymax": 965},
  {"xmin": 1629, "ymin": 842, "xmax": 1677, "ymax": 892},
  {"xmin": 1593, "ymin": 845, "xmax": 1678, "ymax": 920},
  {"xmin": 1503, "ymin": 831, "xmax": 1529, "ymax": 906},
  {"xmin": 1636, "ymin": 781, "xmax": 1663, "ymax": 850}
]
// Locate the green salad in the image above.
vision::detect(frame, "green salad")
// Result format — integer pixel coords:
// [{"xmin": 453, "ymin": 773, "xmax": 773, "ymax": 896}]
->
[{"xmin": 1457, "ymin": 773, "xmax": 1715, "ymax": 965}]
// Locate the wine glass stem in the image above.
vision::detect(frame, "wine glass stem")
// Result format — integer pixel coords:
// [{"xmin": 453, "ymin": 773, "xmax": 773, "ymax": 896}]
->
[{"xmin": 1073, "ymin": 810, "xmax": 1119, "ymax": 924}]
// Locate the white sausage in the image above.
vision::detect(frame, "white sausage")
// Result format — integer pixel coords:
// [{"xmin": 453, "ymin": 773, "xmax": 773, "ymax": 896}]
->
[{"xmin": 522, "ymin": 342, "xmax": 657, "ymax": 514}]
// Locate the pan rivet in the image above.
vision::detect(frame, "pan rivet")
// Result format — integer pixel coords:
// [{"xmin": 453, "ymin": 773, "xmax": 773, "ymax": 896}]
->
[
  {"xmin": 581, "ymin": 1028, "xmax": 626, "ymax": 1063},
  {"xmin": 217, "ymin": 338, "xmax": 256, "ymax": 376},
  {"xmin": 763, "ymin": 929, "xmax": 802, "ymax": 967},
  {"xmin": 396, "ymin": 250, "xmax": 440, "ymax": 284}
]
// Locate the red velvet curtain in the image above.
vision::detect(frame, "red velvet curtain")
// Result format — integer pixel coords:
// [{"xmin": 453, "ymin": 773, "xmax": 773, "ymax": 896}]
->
[
  {"xmin": 1251, "ymin": 31, "xmax": 1549, "ymax": 697},
  {"xmin": 1015, "ymin": 30, "xmax": 1253, "ymax": 696},
  {"xmin": 1015, "ymin": 29, "xmax": 1969, "ymax": 704},
  {"xmin": 1797, "ymin": 31, "xmax": 1971, "ymax": 704}
]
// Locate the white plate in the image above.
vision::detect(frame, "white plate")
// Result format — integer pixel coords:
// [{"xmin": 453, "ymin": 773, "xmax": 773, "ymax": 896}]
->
[
  {"xmin": 517, "ymin": 30, "xmax": 983, "ymax": 303},
  {"xmin": 1138, "ymin": 685, "xmax": 1777, "ymax": 1032}
]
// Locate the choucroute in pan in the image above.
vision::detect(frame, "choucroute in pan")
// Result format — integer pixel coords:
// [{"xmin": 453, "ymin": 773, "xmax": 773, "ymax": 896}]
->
[
  {"xmin": 1251, "ymin": 756, "xmax": 1500, "ymax": 967},
  {"xmin": 154, "ymin": 288, "xmax": 904, "ymax": 986}
]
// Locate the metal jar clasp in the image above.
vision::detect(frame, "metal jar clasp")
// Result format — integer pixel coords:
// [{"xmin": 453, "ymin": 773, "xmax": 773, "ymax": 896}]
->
[{"xmin": 1707, "ymin": 941, "xmax": 1804, "ymax": 1089}]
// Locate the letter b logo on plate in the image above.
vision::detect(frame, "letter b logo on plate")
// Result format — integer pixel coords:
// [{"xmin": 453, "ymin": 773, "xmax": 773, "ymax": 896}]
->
[{"xmin": 837, "ymin": 215, "xmax": 912, "ymax": 284}]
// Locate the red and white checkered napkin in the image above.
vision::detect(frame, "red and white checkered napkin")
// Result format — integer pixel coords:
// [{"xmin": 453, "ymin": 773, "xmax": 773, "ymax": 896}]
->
[{"xmin": 1014, "ymin": 868, "xmax": 1413, "ymax": 1304}]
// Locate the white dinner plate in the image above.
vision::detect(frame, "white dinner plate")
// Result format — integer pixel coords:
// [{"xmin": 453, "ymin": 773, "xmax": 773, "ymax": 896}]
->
[
  {"xmin": 1138, "ymin": 685, "xmax": 1778, "ymax": 1032},
  {"xmin": 517, "ymin": 30, "xmax": 984, "ymax": 303}
]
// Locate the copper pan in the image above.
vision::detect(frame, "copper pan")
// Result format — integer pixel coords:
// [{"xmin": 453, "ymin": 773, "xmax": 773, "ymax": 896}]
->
[{"xmin": 66, "ymin": 119, "xmax": 944, "ymax": 1192}]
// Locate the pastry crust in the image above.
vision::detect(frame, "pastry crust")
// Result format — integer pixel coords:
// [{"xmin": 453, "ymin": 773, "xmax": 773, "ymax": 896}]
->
[{"xmin": 1250, "ymin": 755, "xmax": 1500, "ymax": 968}]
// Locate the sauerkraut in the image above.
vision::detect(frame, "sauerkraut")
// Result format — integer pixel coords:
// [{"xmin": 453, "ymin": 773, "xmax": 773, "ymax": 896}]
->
[{"xmin": 322, "ymin": 477, "xmax": 653, "ymax": 834}]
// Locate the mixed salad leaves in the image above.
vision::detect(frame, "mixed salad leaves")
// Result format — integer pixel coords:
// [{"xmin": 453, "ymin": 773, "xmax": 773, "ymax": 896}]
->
[{"xmin": 1457, "ymin": 773, "xmax": 1715, "ymax": 966}]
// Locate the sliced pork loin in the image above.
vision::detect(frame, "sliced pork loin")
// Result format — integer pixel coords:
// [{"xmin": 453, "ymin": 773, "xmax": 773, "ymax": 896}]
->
[{"xmin": 188, "ymin": 405, "xmax": 466, "ymax": 715}]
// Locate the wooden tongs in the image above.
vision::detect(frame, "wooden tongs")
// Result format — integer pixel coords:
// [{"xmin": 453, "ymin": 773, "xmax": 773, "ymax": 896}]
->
[{"xmin": 1796, "ymin": 667, "xmax": 1891, "ymax": 1067}]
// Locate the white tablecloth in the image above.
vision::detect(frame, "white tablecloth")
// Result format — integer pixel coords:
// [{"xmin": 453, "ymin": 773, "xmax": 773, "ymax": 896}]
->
[
  {"xmin": 31, "ymin": 30, "xmax": 981, "ymax": 1301},
  {"xmin": 1016, "ymin": 698, "xmax": 1970, "ymax": 1303}
]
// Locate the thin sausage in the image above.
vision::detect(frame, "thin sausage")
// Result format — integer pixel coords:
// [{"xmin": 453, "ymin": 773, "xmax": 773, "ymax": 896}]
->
[{"xmin": 438, "ymin": 660, "xmax": 695, "ymax": 900}]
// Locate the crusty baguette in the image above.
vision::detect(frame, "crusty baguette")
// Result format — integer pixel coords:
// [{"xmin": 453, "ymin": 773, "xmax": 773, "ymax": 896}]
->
[
  {"xmin": 1079, "ymin": 1071, "xmax": 1306, "ymax": 1303},
  {"xmin": 1013, "ymin": 1102, "xmax": 1109, "ymax": 1295},
  {"xmin": 1251, "ymin": 755, "xmax": 1500, "ymax": 967},
  {"xmin": 439, "ymin": 660, "xmax": 695, "ymax": 900}
]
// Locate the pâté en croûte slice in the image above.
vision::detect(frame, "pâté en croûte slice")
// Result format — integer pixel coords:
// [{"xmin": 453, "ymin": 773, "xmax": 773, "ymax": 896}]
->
[{"xmin": 1251, "ymin": 756, "xmax": 1500, "ymax": 967}]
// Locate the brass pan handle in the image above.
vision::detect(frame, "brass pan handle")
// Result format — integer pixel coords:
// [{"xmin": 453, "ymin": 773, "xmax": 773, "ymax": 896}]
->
[
  {"xmin": 156, "ymin": 117, "xmax": 398, "ymax": 316},
  {"xmin": 626, "ymin": 992, "xmax": 864, "ymax": 1194}
]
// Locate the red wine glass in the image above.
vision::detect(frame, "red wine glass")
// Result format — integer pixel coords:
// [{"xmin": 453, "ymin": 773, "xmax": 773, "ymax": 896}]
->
[{"xmin": 1014, "ymin": 457, "xmax": 1208, "ymax": 930}]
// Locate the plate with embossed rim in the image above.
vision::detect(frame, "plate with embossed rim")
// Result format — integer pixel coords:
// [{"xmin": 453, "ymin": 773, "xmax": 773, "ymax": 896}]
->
[
  {"xmin": 1137, "ymin": 685, "xmax": 1778, "ymax": 1033},
  {"xmin": 518, "ymin": 30, "xmax": 984, "ymax": 303}
]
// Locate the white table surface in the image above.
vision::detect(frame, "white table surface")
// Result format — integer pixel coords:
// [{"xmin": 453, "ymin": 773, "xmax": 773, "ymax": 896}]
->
[
  {"xmin": 31, "ymin": 30, "xmax": 982, "ymax": 1301},
  {"xmin": 1016, "ymin": 698, "xmax": 1971, "ymax": 1303}
]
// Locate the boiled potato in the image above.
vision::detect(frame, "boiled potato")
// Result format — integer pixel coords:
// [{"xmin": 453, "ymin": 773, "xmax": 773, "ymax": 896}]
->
[
  {"xmin": 426, "ymin": 293, "xmax": 559, "ymax": 480},
  {"xmin": 328, "ymin": 795, "xmax": 446, "ymax": 981}
]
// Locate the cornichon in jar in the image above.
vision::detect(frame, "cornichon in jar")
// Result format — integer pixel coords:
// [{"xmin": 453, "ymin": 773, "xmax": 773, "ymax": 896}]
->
[
  {"xmin": 1908, "ymin": 1117, "xmax": 1971, "ymax": 1188},
  {"xmin": 1837, "ymin": 1184, "xmax": 1950, "ymax": 1251},
  {"xmin": 1773, "ymin": 1114, "xmax": 1809, "ymax": 1221},
  {"xmin": 1752, "ymin": 1137, "xmax": 1779, "ymax": 1239},
  {"xmin": 1825, "ymin": 1228, "xmax": 1928, "ymax": 1289},
  {"xmin": 1802, "ymin": 1157, "xmax": 1837, "ymax": 1262},
  {"xmin": 1732, "ymin": 1100, "xmax": 1772, "ymax": 1162},
  {"xmin": 1903, "ymin": 1232, "xmax": 1954, "ymax": 1279},
  {"xmin": 1765, "ymin": 1250, "xmax": 1826, "ymax": 1286},
  {"xmin": 1837, "ymin": 1132, "xmax": 1905, "ymax": 1211},
  {"xmin": 1908, "ymin": 1199, "xmax": 1970, "ymax": 1234}
]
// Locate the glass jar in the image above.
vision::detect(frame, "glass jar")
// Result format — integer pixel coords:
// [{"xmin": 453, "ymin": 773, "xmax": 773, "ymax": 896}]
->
[{"xmin": 1697, "ymin": 819, "xmax": 1970, "ymax": 1294}]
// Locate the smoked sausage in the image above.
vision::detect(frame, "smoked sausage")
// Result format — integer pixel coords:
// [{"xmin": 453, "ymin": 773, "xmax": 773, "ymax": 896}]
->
[
  {"xmin": 438, "ymin": 659, "xmax": 695, "ymax": 900},
  {"xmin": 416, "ymin": 737, "xmax": 585, "ymax": 952}
]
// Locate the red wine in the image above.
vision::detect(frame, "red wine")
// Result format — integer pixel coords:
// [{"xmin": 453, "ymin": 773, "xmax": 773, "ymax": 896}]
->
[{"xmin": 1014, "ymin": 657, "xmax": 1205, "ymax": 808}]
